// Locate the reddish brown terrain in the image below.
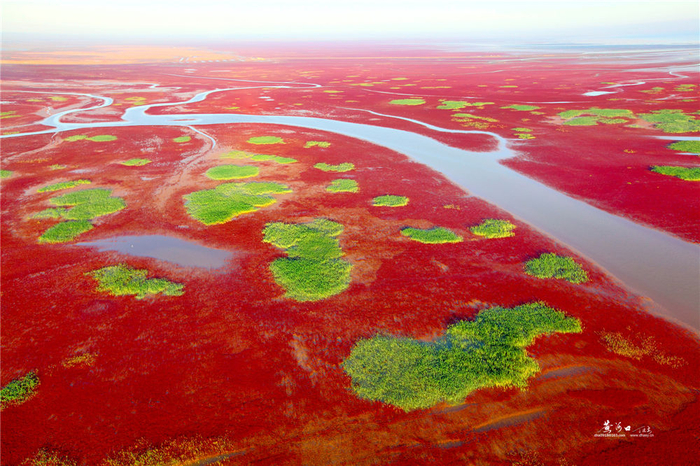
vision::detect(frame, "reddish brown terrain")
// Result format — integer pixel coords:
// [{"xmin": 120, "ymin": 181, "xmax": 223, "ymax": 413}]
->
[{"xmin": 1, "ymin": 44, "xmax": 699, "ymax": 465}]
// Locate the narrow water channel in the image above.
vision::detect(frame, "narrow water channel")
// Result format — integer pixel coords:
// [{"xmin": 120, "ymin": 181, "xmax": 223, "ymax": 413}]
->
[{"xmin": 3, "ymin": 88, "xmax": 698, "ymax": 330}]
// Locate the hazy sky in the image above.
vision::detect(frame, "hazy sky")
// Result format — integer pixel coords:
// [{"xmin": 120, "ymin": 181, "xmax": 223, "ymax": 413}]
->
[{"xmin": 3, "ymin": 0, "xmax": 699, "ymax": 43}]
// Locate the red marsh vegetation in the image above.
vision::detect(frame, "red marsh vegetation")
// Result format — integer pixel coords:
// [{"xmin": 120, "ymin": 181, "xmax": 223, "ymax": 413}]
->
[{"xmin": 1, "ymin": 45, "xmax": 698, "ymax": 465}]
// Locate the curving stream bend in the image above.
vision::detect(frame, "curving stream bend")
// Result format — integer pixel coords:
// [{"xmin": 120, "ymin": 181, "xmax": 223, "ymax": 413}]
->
[{"xmin": 2, "ymin": 86, "xmax": 698, "ymax": 330}]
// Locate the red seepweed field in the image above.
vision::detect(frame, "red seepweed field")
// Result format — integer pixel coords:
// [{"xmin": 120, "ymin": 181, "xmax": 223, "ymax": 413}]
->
[{"xmin": 1, "ymin": 43, "xmax": 699, "ymax": 465}]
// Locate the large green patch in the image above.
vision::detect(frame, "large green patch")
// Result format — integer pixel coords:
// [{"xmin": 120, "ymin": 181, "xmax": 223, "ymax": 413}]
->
[
  {"xmin": 50, "ymin": 188, "xmax": 126, "ymax": 220},
  {"xmin": 389, "ymin": 99, "xmax": 425, "ymax": 106},
  {"xmin": 343, "ymin": 302, "xmax": 582, "ymax": 411},
  {"xmin": 247, "ymin": 136, "xmax": 285, "ymax": 144},
  {"xmin": 250, "ymin": 154, "xmax": 297, "ymax": 164},
  {"xmin": 437, "ymin": 100, "xmax": 493, "ymax": 110},
  {"xmin": 204, "ymin": 165, "xmax": 259, "ymax": 180},
  {"xmin": 668, "ymin": 140, "xmax": 700, "ymax": 154},
  {"xmin": 401, "ymin": 227, "xmax": 462, "ymax": 244},
  {"xmin": 37, "ymin": 179, "xmax": 91, "ymax": 193},
  {"xmin": 558, "ymin": 108, "xmax": 634, "ymax": 119},
  {"xmin": 119, "ymin": 158, "xmax": 151, "ymax": 166},
  {"xmin": 263, "ymin": 219, "xmax": 352, "ymax": 301},
  {"xmin": 88, "ymin": 264, "xmax": 184, "ymax": 299},
  {"xmin": 184, "ymin": 182, "xmax": 291, "ymax": 225},
  {"xmin": 650, "ymin": 165, "xmax": 700, "ymax": 181},
  {"xmin": 314, "ymin": 162, "xmax": 354, "ymax": 172},
  {"xmin": 524, "ymin": 253, "xmax": 589, "ymax": 283},
  {"xmin": 65, "ymin": 134, "xmax": 117, "ymax": 142},
  {"xmin": 638, "ymin": 110, "xmax": 700, "ymax": 133},
  {"xmin": 1, "ymin": 372, "xmax": 39, "ymax": 410},
  {"xmin": 470, "ymin": 219, "xmax": 516, "ymax": 238},
  {"xmin": 502, "ymin": 104, "xmax": 540, "ymax": 111},
  {"xmin": 304, "ymin": 141, "xmax": 331, "ymax": 148},
  {"xmin": 221, "ymin": 151, "xmax": 297, "ymax": 164},
  {"xmin": 39, "ymin": 220, "xmax": 94, "ymax": 243},
  {"xmin": 33, "ymin": 208, "xmax": 67, "ymax": 219},
  {"xmin": 327, "ymin": 179, "xmax": 359, "ymax": 193},
  {"xmin": 37, "ymin": 188, "xmax": 125, "ymax": 243},
  {"xmin": 558, "ymin": 108, "xmax": 634, "ymax": 126},
  {"xmin": 372, "ymin": 195, "xmax": 408, "ymax": 207}
]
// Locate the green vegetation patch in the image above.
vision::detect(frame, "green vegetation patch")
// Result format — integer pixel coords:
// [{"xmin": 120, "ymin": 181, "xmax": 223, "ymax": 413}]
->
[
  {"xmin": 38, "ymin": 220, "xmax": 94, "ymax": 243},
  {"xmin": 389, "ymin": 99, "xmax": 425, "ymax": 106},
  {"xmin": 557, "ymin": 108, "xmax": 635, "ymax": 127},
  {"xmin": 89, "ymin": 135, "xmax": 117, "ymax": 142},
  {"xmin": 401, "ymin": 227, "xmax": 462, "ymax": 244},
  {"xmin": 184, "ymin": 181, "xmax": 291, "ymax": 225},
  {"xmin": 668, "ymin": 140, "xmax": 700, "ymax": 154},
  {"xmin": 50, "ymin": 188, "xmax": 126, "ymax": 220},
  {"xmin": 250, "ymin": 154, "xmax": 297, "ymax": 164},
  {"xmin": 558, "ymin": 108, "xmax": 634, "ymax": 119},
  {"xmin": 65, "ymin": 135, "xmax": 117, "ymax": 142},
  {"xmin": 1, "ymin": 372, "xmax": 39, "ymax": 409},
  {"xmin": 247, "ymin": 136, "xmax": 285, "ymax": 145},
  {"xmin": 327, "ymin": 179, "xmax": 359, "ymax": 193},
  {"xmin": 221, "ymin": 150, "xmax": 251, "ymax": 159},
  {"xmin": 372, "ymin": 195, "xmax": 408, "ymax": 207},
  {"xmin": 23, "ymin": 450, "xmax": 77, "ymax": 466},
  {"xmin": 438, "ymin": 100, "xmax": 493, "ymax": 109},
  {"xmin": 119, "ymin": 158, "xmax": 151, "ymax": 166},
  {"xmin": 314, "ymin": 162, "xmax": 354, "ymax": 172},
  {"xmin": 88, "ymin": 264, "xmax": 184, "ymax": 299},
  {"xmin": 638, "ymin": 110, "xmax": 700, "ymax": 133},
  {"xmin": 0, "ymin": 170, "xmax": 13, "ymax": 179},
  {"xmin": 263, "ymin": 219, "xmax": 352, "ymax": 301},
  {"xmin": 675, "ymin": 84, "xmax": 696, "ymax": 92},
  {"xmin": 205, "ymin": 164, "xmax": 259, "ymax": 180},
  {"xmin": 173, "ymin": 136, "xmax": 191, "ymax": 143},
  {"xmin": 343, "ymin": 302, "xmax": 582, "ymax": 411},
  {"xmin": 599, "ymin": 118, "xmax": 628, "ymax": 124},
  {"xmin": 437, "ymin": 101, "xmax": 468, "ymax": 110},
  {"xmin": 305, "ymin": 141, "xmax": 331, "ymax": 148},
  {"xmin": 452, "ymin": 113, "xmax": 499, "ymax": 122},
  {"xmin": 37, "ymin": 179, "xmax": 91, "ymax": 193},
  {"xmin": 650, "ymin": 165, "xmax": 700, "ymax": 181},
  {"xmin": 502, "ymin": 104, "xmax": 540, "ymax": 111},
  {"xmin": 524, "ymin": 253, "xmax": 589, "ymax": 283},
  {"xmin": 222, "ymin": 151, "xmax": 297, "ymax": 164},
  {"xmin": 470, "ymin": 219, "xmax": 516, "ymax": 238},
  {"xmin": 36, "ymin": 188, "xmax": 123, "ymax": 242},
  {"xmin": 563, "ymin": 117, "xmax": 599, "ymax": 126},
  {"xmin": 33, "ymin": 208, "xmax": 68, "ymax": 219},
  {"xmin": 512, "ymin": 127, "xmax": 532, "ymax": 132}
]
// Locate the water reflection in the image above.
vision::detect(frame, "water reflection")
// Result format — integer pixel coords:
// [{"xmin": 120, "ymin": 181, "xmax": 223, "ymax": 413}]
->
[{"xmin": 78, "ymin": 235, "xmax": 232, "ymax": 269}]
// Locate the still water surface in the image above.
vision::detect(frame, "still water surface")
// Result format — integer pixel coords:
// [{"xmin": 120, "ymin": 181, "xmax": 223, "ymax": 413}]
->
[{"xmin": 77, "ymin": 235, "xmax": 232, "ymax": 269}]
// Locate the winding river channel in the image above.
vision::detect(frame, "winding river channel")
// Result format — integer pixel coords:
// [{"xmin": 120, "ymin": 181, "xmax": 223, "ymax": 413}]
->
[{"xmin": 3, "ymin": 86, "xmax": 698, "ymax": 330}]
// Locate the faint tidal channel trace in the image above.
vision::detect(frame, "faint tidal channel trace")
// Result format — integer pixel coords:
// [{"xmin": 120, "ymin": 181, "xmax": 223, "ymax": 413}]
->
[
  {"xmin": 3, "ymin": 80, "xmax": 699, "ymax": 330},
  {"xmin": 77, "ymin": 235, "xmax": 233, "ymax": 269}
]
